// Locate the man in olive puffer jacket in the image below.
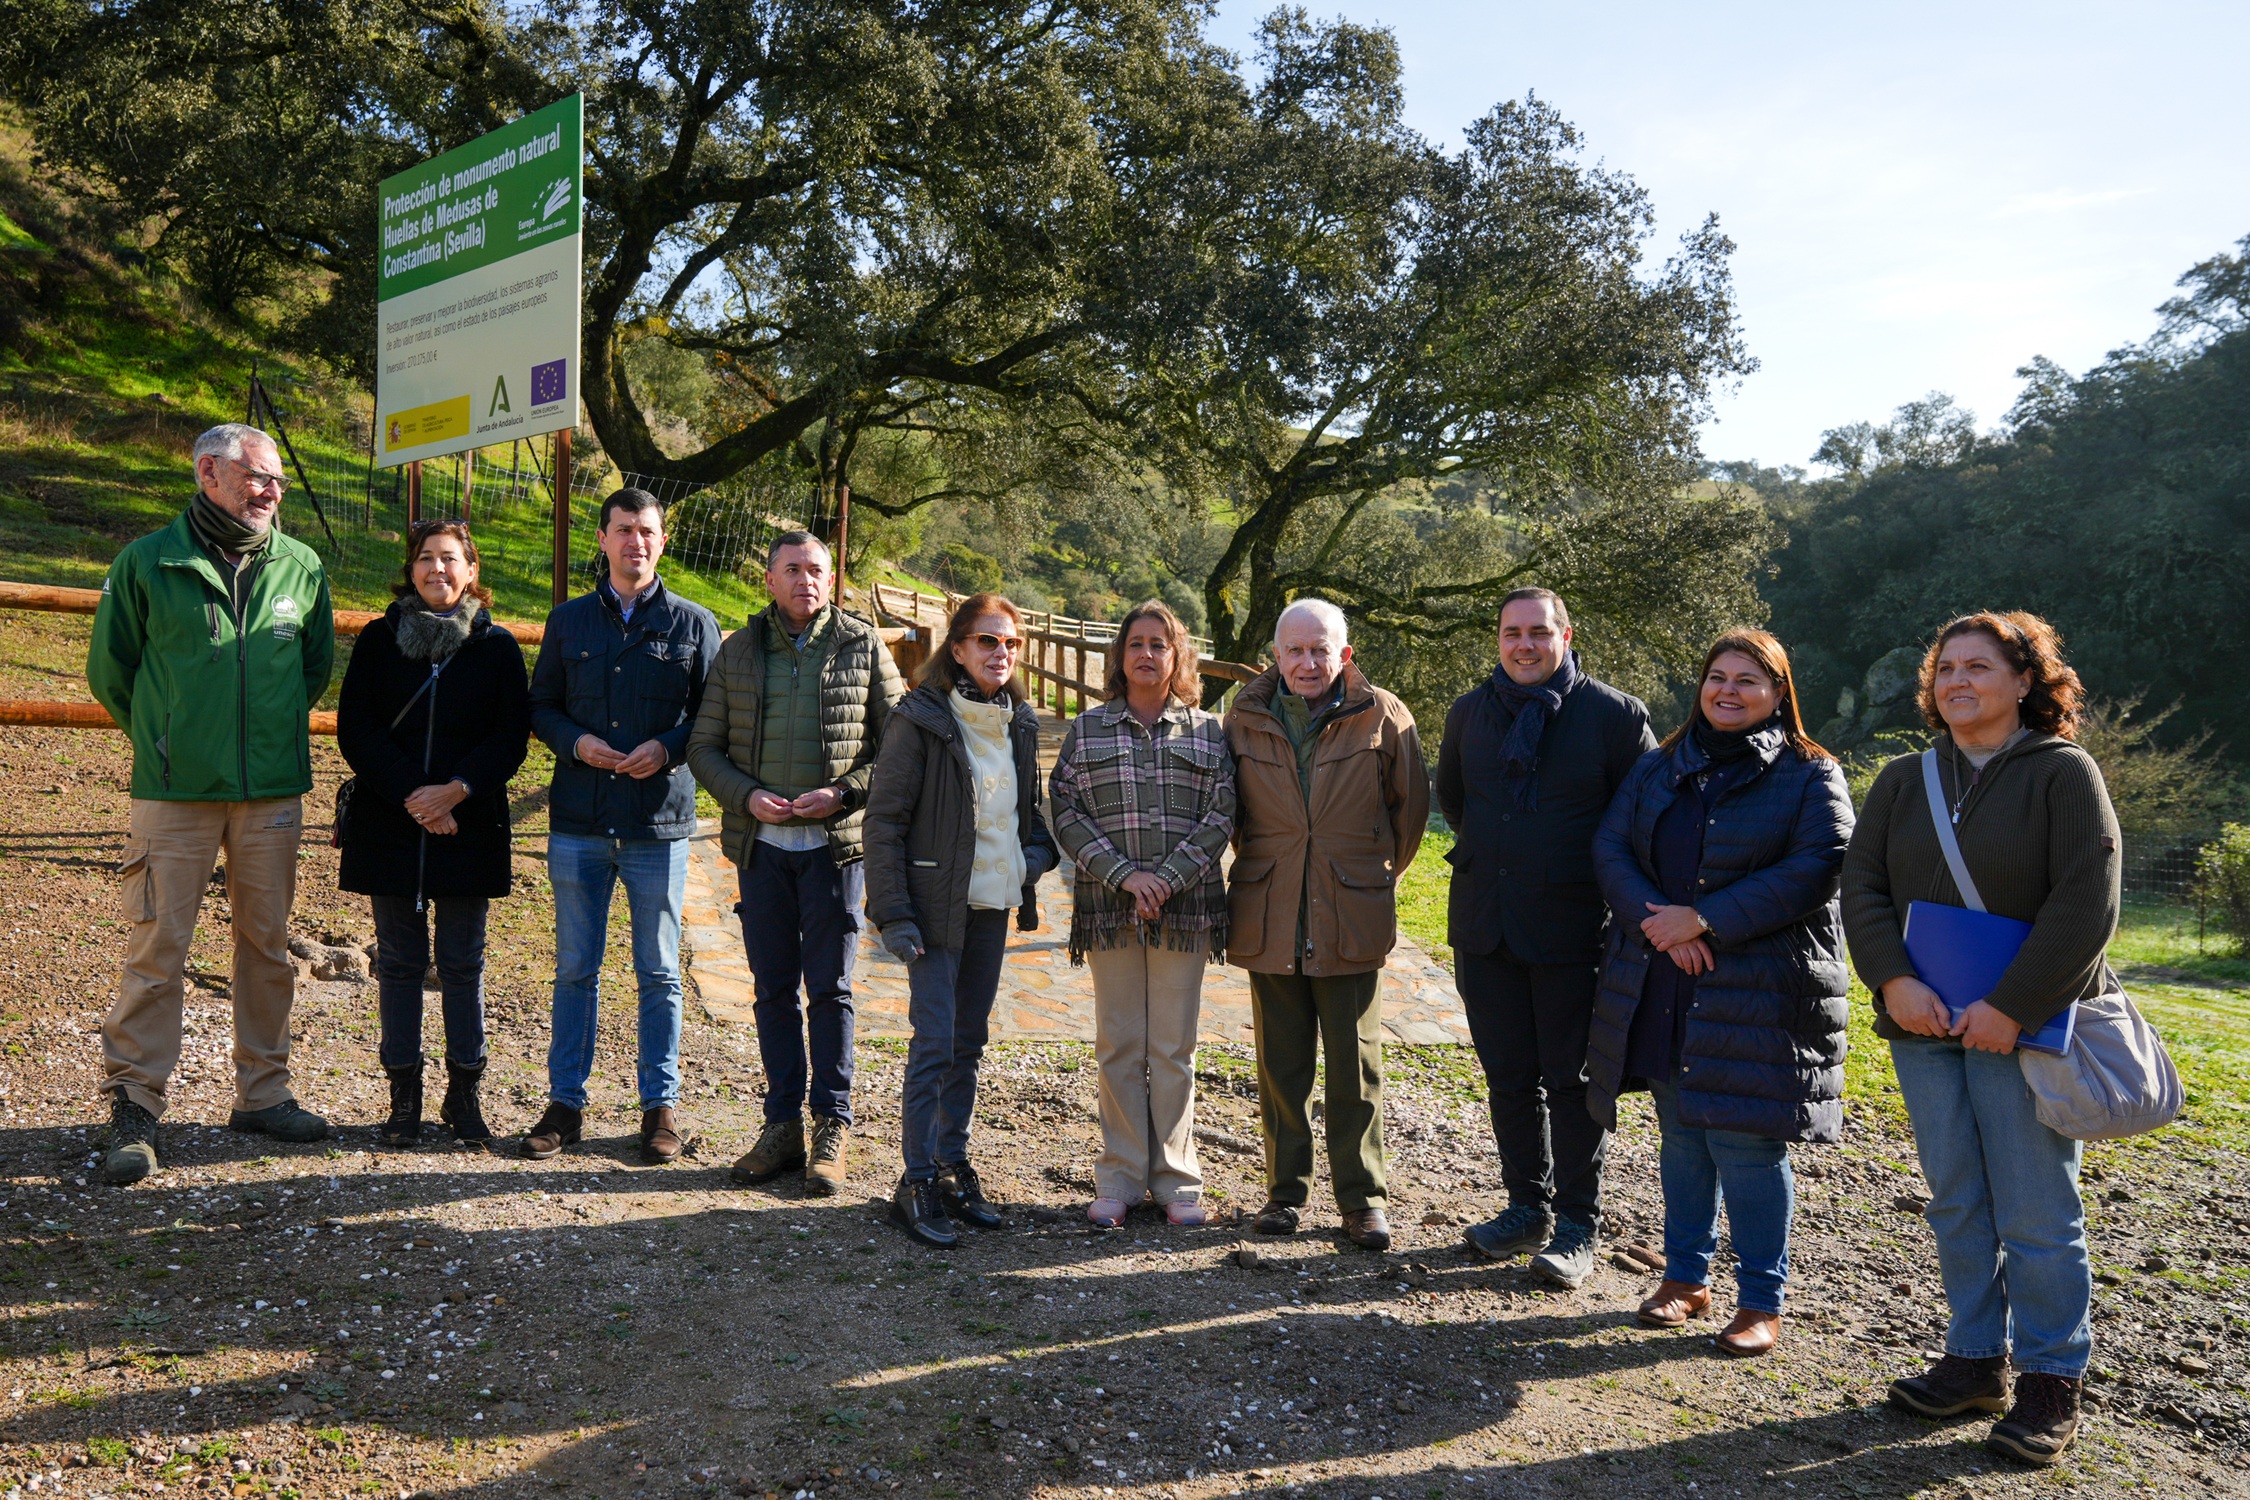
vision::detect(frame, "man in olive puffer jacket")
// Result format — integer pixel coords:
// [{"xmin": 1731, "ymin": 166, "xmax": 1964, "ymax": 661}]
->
[
  {"xmin": 87, "ymin": 423, "xmax": 338, "ymax": 1184},
  {"xmin": 688, "ymin": 531, "xmax": 904, "ymax": 1195}
]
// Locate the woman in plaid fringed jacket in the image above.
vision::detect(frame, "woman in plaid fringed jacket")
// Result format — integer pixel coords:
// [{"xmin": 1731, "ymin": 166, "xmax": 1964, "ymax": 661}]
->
[{"xmin": 1049, "ymin": 601, "xmax": 1236, "ymax": 1228}]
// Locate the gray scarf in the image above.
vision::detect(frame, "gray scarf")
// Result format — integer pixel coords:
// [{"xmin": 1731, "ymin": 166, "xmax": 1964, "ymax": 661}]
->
[{"xmin": 394, "ymin": 596, "xmax": 476, "ymax": 663}]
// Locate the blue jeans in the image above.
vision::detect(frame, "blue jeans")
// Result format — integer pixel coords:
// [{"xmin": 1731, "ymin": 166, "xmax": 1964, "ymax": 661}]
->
[
  {"xmin": 900, "ymin": 908, "xmax": 1009, "ymax": 1180},
  {"xmin": 370, "ymin": 895, "xmax": 489, "ymax": 1071},
  {"xmin": 547, "ymin": 833, "xmax": 688, "ymax": 1112},
  {"xmin": 737, "ymin": 842, "xmax": 863, "ymax": 1125},
  {"xmin": 1650, "ymin": 1081, "xmax": 1793, "ymax": 1315},
  {"xmin": 1890, "ymin": 1036, "xmax": 2092, "ymax": 1377}
]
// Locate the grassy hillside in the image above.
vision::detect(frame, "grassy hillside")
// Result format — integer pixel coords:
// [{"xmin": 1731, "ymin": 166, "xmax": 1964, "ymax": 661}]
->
[{"xmin": 0, "ymin": 116, "xmax": 346, "ymax": 590}]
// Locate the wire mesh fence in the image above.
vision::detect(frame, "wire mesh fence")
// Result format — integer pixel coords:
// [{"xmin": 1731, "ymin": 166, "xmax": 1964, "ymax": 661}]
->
[
  {"xmin": 2121, "ymin": 830, "xmax": 2220, "ymax": 910},
  {"xmin": 254, "ymin": 379, "xmax": 825, "ymax": 628}
]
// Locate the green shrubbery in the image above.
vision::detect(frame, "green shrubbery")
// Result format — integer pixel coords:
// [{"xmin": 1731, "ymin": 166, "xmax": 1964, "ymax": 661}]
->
[{"xmin": 2193, "ymin": 825, "xmax": 2250, "ymax": 941}]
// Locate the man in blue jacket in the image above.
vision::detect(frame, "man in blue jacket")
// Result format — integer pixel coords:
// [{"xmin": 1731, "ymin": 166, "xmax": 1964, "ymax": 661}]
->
[
  {"xmin": 523, "ymin": 489, "xmax": 720, "ymax": 1163},
  {"xmin": 1435, "ymin": 588, "xmax": 1654, "ymax": 1287}
]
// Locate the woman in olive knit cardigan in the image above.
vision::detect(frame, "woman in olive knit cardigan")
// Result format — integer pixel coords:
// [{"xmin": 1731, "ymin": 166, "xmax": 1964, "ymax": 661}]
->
[{"xmin": 1840, "ymin": 612, "xmax": 2119, "ymax": 1470}]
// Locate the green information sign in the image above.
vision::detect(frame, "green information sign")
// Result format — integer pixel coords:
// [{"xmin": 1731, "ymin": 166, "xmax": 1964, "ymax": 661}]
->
[{"xmin": 375, "ymin": 94, "xmax": 583, "ymax": 467}]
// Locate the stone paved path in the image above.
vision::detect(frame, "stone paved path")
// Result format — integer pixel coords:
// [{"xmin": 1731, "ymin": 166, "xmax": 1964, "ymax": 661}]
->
[{"xmin": 680, "ymin": 715, "xmax": 1470, "ymax": 1047}]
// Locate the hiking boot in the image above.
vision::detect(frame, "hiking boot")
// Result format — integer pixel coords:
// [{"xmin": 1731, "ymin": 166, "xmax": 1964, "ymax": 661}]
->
[
  {"xmin": 1342, "ymin": 1207, "xmax": 1391, "ymax": 1251},
  {"xmin": 102, "ymin": 1092, "xmax": 160, "ymax": 1186},
  {"xmin": 805, "ymin": 1118, "xmax": 850, "ymax": 1198},
  {"xmin": 439, "ymin": 1060, "xmax": 491, "ymax": 1144},
  {"xmin": 1986, "ymin": 1373, "xmax": 2081, "ymax": 1466},
  {"xmin": 522, "ymin": 1102, "xmax": 583, "ymax": 1160},
  {"xmin": 1252, "ymin": 1200, "xmax": 1301, "ymax": 1236},
  {"xmin": 1530, "ymin": 1215, "xmax": 1598, "ymax": 1289},
  {"xmin": 1889, "ymin": 1352, "xmax": 2010, "ymax": 1418},
  {"xmin": 229, "ymin": 1098, "xmax": 331, "ymax": 1144},
  {"xmin": 378, "ymin": 1064, "xmax": 424, "ymax": 1146},
  {"xmin": 732, "ymin": 1116, "xmax": 807, "ymax": 1185},
  {"xmin": 1464, "ymin": 1203, "xmax": 1555, "ymax": 1262},
  {"xmin": 891, "ymin": 1176, "xmax": 959, "ymax": 1249},
  {"xmin": 640, "ymin": 1106, "xmax": 684, "ymax": 1163},
  {"xmin": 936, "ymin": 1160, "xmax": 1003, "ymax": 1228}
]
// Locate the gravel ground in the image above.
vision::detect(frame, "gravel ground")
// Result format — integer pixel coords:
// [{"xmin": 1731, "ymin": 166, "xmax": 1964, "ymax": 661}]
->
[{"xmin": 5, "ymin": 608, "xmax": 2250, "ymax": 1499}]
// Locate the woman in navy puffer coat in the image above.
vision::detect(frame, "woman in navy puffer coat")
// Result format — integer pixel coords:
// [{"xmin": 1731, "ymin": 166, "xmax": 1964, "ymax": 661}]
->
[{"xmin": 1587, "ymin": 629, "xmax": 1854, "ymax": 1359}]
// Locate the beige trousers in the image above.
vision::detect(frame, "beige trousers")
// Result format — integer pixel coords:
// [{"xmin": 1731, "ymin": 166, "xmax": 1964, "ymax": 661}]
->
[
  {"xmin": 1087, "ymin": 938, "xmax": 1207, "ymax": 1204},
  {"xmin": 104, "ymin": 797, "xmax": 303, "ymax": 1118}
]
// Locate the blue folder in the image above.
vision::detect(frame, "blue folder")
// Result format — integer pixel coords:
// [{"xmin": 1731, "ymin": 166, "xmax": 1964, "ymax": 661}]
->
[{"xmin": 1902, "ymin": 900, "xmax": 2076, "ymax": 1056}]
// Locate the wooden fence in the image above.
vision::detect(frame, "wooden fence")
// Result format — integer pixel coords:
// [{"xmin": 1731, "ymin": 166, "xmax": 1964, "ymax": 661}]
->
[{"xmin": 865, "ymin": 580, "xmax": 1259, "ymax": 717}]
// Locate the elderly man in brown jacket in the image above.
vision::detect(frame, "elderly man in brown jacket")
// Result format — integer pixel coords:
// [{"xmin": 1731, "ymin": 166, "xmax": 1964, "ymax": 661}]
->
[{"xmin": 1226, "ymin": 597, "xmax": 1428, "ymax": 1249}]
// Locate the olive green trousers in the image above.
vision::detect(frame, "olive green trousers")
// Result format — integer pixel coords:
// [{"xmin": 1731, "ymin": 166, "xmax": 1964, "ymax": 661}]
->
[{"xmin": 1248, "ymin": 969, "xmax": 1385, "ymax": 1212}]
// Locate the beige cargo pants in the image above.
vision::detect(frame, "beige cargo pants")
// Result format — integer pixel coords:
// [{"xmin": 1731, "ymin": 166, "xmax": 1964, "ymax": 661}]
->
[
  {"xmin": 1087, "ymin": 939, "xmax": 1207, "ymax": 1205},
  {"xmin": 104, "ymin": 797, "xmax": 303, "ymax": 1118}
]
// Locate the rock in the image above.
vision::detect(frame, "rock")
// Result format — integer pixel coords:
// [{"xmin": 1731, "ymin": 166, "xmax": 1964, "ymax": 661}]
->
[
  {"xmin": 288, "ymin": 935, "xmax": 319, "ymax": 959},
  {"xmin": 1232, "ymin": 1244, "xmax": 1264, "ymax": 1270},
  {"xmin": 1609, "ymin": 1251, "xmax": 1644, "ymax": 1274},
  {"xmin": 1060, "ymin": 1433, "xmax": 1081, "ymax": 1455},
  {"xmin": 2141, "ymin": 1254, "xmax": 2171, "ymax": 1274},
  {"xmin": 311, "ymin": 946, "xmax": 368, "ymax": 982},
  {"xmin": 1890, "ymin": 1193, "xmax": 1929, "ymax": 1213},
  {"xmin": 1193, "ymin": 1126, "xmax": 1261, "ymax": 1157},
  {"xmin": 1890, "ymin": 1282, "xmax": 1912, "ymax": 1296},
  {"xmin": 1398, "ymin": 1263, "xmax": 1429, "ymax": 1288},
  {"xmin": 1420, "ymin": 1210, "xmax": 1453, "ymax": 1227},
  {"xmin": 1624, "ymin": 1244, "xmax": 1664, "ymax": 1272},
  {"xmin": 2177, "ymin": 1354, "xmax": 2212, "ymax": 1376},
  {"xmin": 2095, "ymin": 1270, "xmax": 2124, "ymax": 1286}
]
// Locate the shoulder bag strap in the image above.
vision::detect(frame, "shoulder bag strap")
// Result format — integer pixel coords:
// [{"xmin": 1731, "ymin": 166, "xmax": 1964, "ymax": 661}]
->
[
  {"xmin": 1921, "ymin": 746, "xmax": 1988, "ymax": 913},
  {"xmin": 389, "ymin": 669, "xmax": 437, "ymax": 733}
]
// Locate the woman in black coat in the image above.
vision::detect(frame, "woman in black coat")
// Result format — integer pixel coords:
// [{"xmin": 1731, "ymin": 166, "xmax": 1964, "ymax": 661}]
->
[
  {"xmin": 1586, "ymin": 629, "xmax": 1854, "ymax": 1357},
  {"xmin": 337, "ymin": 520, "xmax": 530, "ymax": 1146},
  {"xmin": 863, "ymin": 592, "xmax": 1057, "ymax": 1249}
]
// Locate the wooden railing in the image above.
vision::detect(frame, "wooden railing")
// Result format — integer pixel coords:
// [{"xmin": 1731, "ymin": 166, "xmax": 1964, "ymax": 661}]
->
[
  {"xmin": 864, "ymin": 579, "xmax": 1259, "ymax": 718},
  {"xmin": 0, "ymin": 576, "xmax": 1245, "ymax": 734},
  {"xmin": 0, "ymin": 579, "xmax": 924, "ymax": 736}
]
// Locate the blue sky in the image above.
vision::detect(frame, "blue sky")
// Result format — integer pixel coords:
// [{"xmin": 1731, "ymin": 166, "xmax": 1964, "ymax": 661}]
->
[{"xmin": 1207, "ymin": 0, "xmax": 2250, "ymax": 471}]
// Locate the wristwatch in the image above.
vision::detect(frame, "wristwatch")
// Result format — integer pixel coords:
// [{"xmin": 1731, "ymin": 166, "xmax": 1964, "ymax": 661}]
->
[{"xmin": 1693, "ymin": 909, "xmax": 1713, "ymax": 935}]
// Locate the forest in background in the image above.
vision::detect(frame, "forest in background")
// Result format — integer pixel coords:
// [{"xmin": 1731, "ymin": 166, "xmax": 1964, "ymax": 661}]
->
[{"xmin": 0, "ymin": 0, "xmax": 2242, "ymax": 839}]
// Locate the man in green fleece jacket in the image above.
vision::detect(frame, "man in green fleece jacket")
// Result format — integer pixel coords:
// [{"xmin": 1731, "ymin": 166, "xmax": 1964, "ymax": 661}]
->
[{"xmin": 86, "ymin": 423, "xmax": 337, "ymax": 1185}]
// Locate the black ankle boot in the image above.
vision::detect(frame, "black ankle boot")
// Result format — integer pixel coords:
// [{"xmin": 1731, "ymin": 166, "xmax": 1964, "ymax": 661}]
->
[
  {"xmin": 439, "ymin": 1060, "xmax": 491, "ymax": 1144},
  {"xmin": 379, "ymin": 1063, "xmax": 424, "ymax": 1145}
]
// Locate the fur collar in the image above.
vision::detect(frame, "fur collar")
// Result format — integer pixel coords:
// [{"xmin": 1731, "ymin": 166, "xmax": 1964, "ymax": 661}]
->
[{"xmin": 393, "ymin": 596, "xmax": 480, "ymax": 663}]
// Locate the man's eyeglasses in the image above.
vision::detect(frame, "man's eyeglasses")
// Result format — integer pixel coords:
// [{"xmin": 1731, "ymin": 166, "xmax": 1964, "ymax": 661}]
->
[
  {"xmin": 230, "ymin": 457, "xmax": 290, "ymax": 495},
  {"xmin": 971, "ymin": 632, "xmax": 1023, "ymax": 655}
]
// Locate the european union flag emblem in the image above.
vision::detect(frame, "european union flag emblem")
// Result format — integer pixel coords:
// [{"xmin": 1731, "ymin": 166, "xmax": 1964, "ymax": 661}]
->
[{"xmin": 531, "ymin": 359, "xmax": 567, "ymax": 406}]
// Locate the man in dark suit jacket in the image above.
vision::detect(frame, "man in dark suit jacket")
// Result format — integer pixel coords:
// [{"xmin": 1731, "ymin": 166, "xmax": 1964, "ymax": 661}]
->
[{"xmin": 1435, "ymin": 587, "xmax": 1655, "ymax": 1288}]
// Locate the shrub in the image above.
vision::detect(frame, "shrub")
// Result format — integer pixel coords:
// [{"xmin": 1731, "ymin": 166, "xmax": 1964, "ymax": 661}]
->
[
  {"xmin": 2193, "ymin": 824, "xmax": 2250, "ymax": 941},
  {"xmin": 87, "ymin": 1435, "xmax": 129, "ymax": 1466}
]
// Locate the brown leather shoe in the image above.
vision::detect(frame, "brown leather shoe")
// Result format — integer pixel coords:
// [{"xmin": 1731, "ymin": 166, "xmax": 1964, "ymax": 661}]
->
[
  {"xmin": 522, "ymin": 1102, "xmax": 582, "ymax": 1160},
  {"xmin": 1636, "ymin": 1280, "xmax": 1713, "ymax": 1328},
  {"xmin": 640, "ymin": 1106, "xmax": 684, "ymax": 1163},
  {"xmin": 1341, "ymin": 1206, "xmax": 1391, "ymax": 1251},
  {"xmin": 805, "ymin": 1118, "xmax": 848, "ymax": 1197},
  {"xmin": 1714, "ymin": 1308, "xmax": 1781, "ymax": 1357}
]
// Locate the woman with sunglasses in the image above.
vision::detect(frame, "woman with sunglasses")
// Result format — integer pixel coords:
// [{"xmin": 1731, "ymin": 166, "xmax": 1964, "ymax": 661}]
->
[
  {"xmin": 336, "ymin": 520, "xmax": 530, "ymax": 1146},
  {"xmin": 864, "ymin": 593, "xmax": 1058, "ymax": 1246}
]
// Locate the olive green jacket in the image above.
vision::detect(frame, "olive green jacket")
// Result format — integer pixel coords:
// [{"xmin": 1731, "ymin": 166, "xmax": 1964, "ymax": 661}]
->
[{"xmin": 686, "ymin": 603, "xmax": 905, "ymax": 865}]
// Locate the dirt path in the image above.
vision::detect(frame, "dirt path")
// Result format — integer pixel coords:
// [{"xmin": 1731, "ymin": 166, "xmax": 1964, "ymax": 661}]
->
[{"xmin": 4, "ymin": 609, "xmax": 2248, "ymax": 1499}]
